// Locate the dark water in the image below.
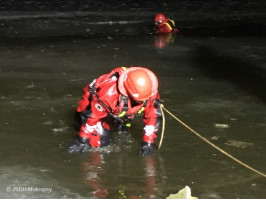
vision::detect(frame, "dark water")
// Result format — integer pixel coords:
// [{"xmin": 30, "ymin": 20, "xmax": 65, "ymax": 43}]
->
[{"xmin": 0, "ymin": 33, "xmax": 266, "ymax": 198}]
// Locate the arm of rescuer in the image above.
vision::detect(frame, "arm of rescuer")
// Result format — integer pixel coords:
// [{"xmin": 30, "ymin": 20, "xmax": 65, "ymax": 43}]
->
[
  {"xmin": 69, "ymin": 95, "xmax": 109, "ymax": 153},
  {"xmin": 69, "ymin": 68, "xmax": 124, "ymax": 153},
  {"xmin": 140, "ymin": 93, "xmax": 162, "ymax": 156}
]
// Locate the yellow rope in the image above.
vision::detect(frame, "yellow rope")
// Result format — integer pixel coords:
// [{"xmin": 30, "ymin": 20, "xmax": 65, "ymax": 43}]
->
[
  {"xmin": 158, "ymin": 104, "xmax": 166, "ymax": 149},
  {"xmin": 160, "ymin": 104, "xmax": 266, "ymax": 178}
]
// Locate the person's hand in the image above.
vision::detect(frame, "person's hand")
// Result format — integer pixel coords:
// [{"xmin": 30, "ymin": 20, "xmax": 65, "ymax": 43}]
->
[
  {"xmin": 68, "ymin": 136, "xmax": 89, "ymax": 153},
  {"xmin": 139, "ymin": 142, "xmax": 157, "ymax": 156}
]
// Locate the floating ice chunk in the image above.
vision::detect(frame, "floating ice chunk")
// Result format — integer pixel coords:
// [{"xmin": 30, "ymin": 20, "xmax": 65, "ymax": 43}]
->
[
  {"xmin": 166, "ymin": 186, "xmax": 198, "ymax": 199},
  {"xmin": 43, "ymin": 121, "xmax": 53, "ymax": 125},
  {"xmin": 26, "ymin": 84, "xmax": 35, "ymax": 88},
  {"xmin": 51, "ymin": 127, "xmax": 69, "ymax": 133},
  {"xmin": 214, "ymin": 123, "xmax": 230, "ymax": 128},
  {"xmin": 225, "ymin": 140, "xmax": 253, "ymax": 148},
  {"xmin": 211, "ymin": 136, "xmax": 219, "ymax": 141}
]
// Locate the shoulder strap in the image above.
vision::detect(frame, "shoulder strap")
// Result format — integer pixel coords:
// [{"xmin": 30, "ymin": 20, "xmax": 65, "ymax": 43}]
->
[
  {"xmin": 137, "ymin": 100, "xmax": 148, "ymax": 114},
  {"xmin": 118, "ymin": 95, "xmax": 128, "ymax": 118}
]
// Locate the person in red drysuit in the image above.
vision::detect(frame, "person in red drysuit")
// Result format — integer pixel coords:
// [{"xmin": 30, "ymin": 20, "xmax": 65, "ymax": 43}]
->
[
  {"xmin": 68, "ymin": 66, "xmax": 162, "ymax": 156},
  {"xmin": 154, "ymin": 13, "xmax": 179, "ymax": 34}
]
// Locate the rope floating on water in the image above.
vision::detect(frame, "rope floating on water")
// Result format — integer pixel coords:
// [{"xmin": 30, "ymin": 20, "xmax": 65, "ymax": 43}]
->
[{"xmin": 160, "ymin": 104, "xmax": 266, "ymax": 179}]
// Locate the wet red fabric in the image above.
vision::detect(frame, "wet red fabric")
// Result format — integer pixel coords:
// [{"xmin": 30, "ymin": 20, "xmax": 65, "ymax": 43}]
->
[
  {"xmin": 154, "ymin": 18, "xmax": 179, "ymax": 34},
  {"xmin": 77, "ymin": 67, "xmax": 161, "ymax": 146}
]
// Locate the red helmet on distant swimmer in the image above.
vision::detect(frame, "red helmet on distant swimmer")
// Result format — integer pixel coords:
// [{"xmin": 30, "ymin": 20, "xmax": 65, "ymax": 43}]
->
[
  {"xmin": 118, "ymin": 67, "xmax": 158, "ymax": 101},
  {"xmin": 155, "ymin": 13, "xmax": 166, "ymax": 24}
]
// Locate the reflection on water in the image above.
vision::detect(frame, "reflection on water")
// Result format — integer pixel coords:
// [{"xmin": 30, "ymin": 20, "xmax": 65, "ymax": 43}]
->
[
  {"xmin": 154, "ymin": 33, "xmax": 176, "ymax": 49},
  {"xmin": 82, "ymin": 152, "xmax": 108, "ymax": 198},
  {"xmin": 81, "ymin": 151, "xmax": 158, "ymax": 199}
]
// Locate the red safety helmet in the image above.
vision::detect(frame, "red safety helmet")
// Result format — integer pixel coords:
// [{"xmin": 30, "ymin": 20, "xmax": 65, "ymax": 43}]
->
[
  {"xmin": 155, "ymin": 13, "xmax": 166, "ymax": 24},
  {"xmin": 118, "ymin": 67, "xmax": 158, "ymax": 101}
]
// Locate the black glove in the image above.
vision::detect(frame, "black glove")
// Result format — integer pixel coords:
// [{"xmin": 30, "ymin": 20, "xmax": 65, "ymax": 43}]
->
[
  {"xmin": 68, "ymin": 136, "xmax": 89, "ymax": 153},
  {"xmin": 139, "ymin": 142, "xmax": 157, "ymax": 156}
]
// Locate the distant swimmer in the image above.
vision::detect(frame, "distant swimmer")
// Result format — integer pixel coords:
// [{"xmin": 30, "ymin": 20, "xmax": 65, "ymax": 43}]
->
[{"xmin": 154, "ymin": 13, "xmax": 179, "ymax": 34}]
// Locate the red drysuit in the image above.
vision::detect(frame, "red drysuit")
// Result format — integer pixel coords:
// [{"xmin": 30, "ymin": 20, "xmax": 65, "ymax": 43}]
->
[
  {"xmin": 154, "ymin": 18, "xmax": 179, "ymax": 34},
  {"xmin": 75, "ymin": 67, "xmax": 162, "ymax": 149}
]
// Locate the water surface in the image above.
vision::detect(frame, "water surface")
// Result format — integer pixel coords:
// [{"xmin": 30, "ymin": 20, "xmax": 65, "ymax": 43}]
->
[{"xmin": 0, "ymin": 33, "xmax": 266, "ymax": 198}]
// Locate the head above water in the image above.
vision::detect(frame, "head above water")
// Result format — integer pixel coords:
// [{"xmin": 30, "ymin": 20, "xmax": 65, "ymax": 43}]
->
[
  {"xmin": 155, "ymin": 13, "xmax": 166, "ymax": 25},
  {"xmin": 118, "ymin": 67, "xmax": 158, "ymax": 102}
]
